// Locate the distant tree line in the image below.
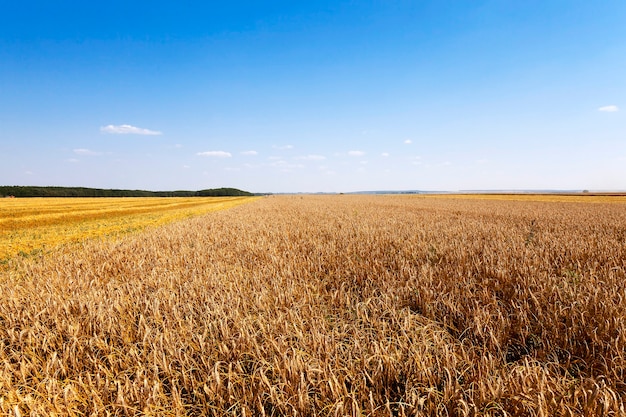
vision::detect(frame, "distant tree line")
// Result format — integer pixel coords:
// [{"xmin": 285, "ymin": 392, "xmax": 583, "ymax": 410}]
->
[{"xmin": 0, "ymin": 186, "xmax": 255, "ymax": 198}]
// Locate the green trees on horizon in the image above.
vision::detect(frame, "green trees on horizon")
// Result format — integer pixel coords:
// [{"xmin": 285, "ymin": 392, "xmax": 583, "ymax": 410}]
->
[{"xmin": 0, "ymin": 186, "xmax": 255, "ymax": 198}]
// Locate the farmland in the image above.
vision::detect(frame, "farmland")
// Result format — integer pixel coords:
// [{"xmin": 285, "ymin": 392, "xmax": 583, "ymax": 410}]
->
[
  {"xmin": 0, "ymin": 197, "xmax": 256, "ymax": 262},
  {"xmin": 1, "ymin": 195, "xmax": 625, "ymax": 415}
]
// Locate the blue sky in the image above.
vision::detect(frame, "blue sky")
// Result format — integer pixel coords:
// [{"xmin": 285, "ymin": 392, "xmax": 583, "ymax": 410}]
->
[{"xmin": 1, "ymin": 1, "xmax": 625, "ymax": 193}]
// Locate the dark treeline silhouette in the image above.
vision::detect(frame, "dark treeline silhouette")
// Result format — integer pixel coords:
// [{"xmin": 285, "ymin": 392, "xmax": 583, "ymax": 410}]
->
[{"xmin": 0, "ymin": 186, "xmax": 254, "ymax": 198}]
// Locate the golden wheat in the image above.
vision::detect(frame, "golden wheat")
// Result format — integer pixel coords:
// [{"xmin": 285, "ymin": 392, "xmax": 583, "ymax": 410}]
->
[
  {"xmin": 1, "ymin": 195, "xmax": 624, "ymax": 415},
  {"xmin": 425, "ymin": 193, "xmax": 626, "ymax": 204}
]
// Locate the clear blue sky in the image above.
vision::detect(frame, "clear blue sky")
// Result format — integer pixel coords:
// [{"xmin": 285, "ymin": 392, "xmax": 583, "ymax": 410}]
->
[{"xmin": 1, "ymin": 1, "xmax": 625, "ymax": 193}]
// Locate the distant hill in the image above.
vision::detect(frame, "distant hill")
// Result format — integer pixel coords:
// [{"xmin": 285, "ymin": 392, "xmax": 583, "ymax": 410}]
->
[{"xmin": 0, "ymin": 186, "xmax": 255, "ymax": 198}]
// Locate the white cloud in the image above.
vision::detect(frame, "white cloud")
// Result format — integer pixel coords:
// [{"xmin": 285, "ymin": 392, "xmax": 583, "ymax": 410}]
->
[
  {"xmin": 598, "ymin": 105, "xmax": 619, "ymax": 112},
  {"xmin": 197, "ymin": 151, "xmax": 232, "ymax": 158},
  {"xmin": 404, "ymin": 139, "xmax": 412, "ymax": 144},
  {"xmin": 296, "ymin": 154, "xmax": 326, "ymax": 160},
  {"xmin": 241, "ymin": 150, "xmax": 258, "ymax": 156},
  {"xmin": 349, "ymin": 150, "xmax": 365, "ymax": 157},
  {"xmin": 100, "ymin": 124, "xmax": 162, "ymax": 135},
  {"xmin": 381, "ymin": 152, "xmax": 390, "ymax": 157},
  {"xmin": 73, "ymin": 148, "xmax": 101, "ymax": 156},
  {"xmin": 273, "ymin": 145, "xmax": 294, "ymax": 150}
]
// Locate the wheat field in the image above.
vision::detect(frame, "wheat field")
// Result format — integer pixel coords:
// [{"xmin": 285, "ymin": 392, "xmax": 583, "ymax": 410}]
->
[{"xmin": 1, "ymin": 195, "xmax": 625, "ymax": 415}]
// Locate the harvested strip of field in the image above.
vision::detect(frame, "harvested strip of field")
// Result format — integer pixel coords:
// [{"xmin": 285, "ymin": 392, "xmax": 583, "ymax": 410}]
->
[
  {"xmin": 1, "ymin": 195, "xmax": 625, "ymax": 415},
  {"xmin": 0, "ymin": 197, "xmax": 256, "ymax": 261}
]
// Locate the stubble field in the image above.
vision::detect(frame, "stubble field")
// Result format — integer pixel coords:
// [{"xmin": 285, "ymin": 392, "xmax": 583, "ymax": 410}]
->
[
  {"xmin": 0, "ymin": 197, "xmax": 255, "ymax": 262},
  {"xmin": 1, "ymin": 195, "xmax": 625, "ymax": 415}
]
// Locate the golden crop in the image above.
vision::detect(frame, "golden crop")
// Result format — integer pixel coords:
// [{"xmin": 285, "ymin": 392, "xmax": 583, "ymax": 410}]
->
[
  {"xmin": 1, "ymin": 195, "xmax": 625, "ymax": 415},
  {"xmin": 0, "ymin": 197, "xmax": 256, "ymax": 262},
  {"xmin": 424, "ymin": 193, "xmax": 626, "ymax": 203}
]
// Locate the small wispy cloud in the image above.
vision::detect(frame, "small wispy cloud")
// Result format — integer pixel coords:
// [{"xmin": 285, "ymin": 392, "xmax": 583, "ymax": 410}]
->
[
  {"xmin": 73, "ymin": 148, "xmax": 101, "ymax": 156},
  {"xmin": 273, "ymin": 145, "xmax": 294, "ymax": 150},
  {"xmin": 598, "ymin": 105, "xmax": 619, "ymax": 112},
  {"xmin": 101, "ymin": 124, "xmax": 162, "ymax": 135},
  {"xmin": 241, "ymin": 150, "xmax": 258, "ymax": 156},
  {"xmin": 296, "ymin": 154, "xmax": 326, "ymax": 161},
  {"xmin": 197, "ymin": 151, "xmax": 232, "ymax": 158},
  {"xmin": 348, "ymin": 150, "xmax": 365, "ymax": 157},
  {"xmin": 381, "ymin": 152, "xmax": 390, "ymax": 157},
  {"xmin": 404, "ymin": 139, "xmax": 412, "ymax": 144}
]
